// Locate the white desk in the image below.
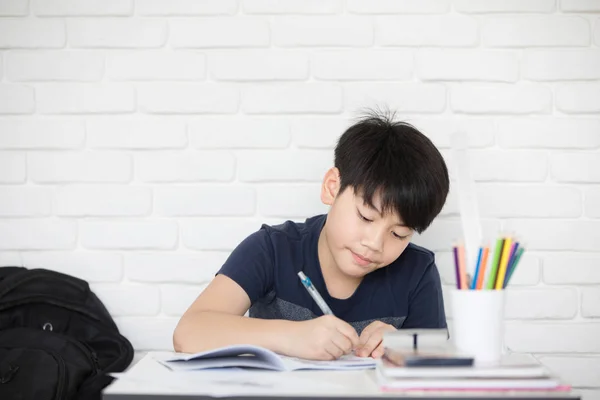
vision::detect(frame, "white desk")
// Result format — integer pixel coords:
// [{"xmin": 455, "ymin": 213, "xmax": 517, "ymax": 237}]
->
[{"xmin": 102, "ymin": 353, "xmax": 581, "ymax": 400}]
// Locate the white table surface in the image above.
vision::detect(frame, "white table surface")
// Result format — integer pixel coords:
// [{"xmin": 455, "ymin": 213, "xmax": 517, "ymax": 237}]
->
[{"xmin": 102, "ymin": 352, "xmax": 582, "ymax": 400}]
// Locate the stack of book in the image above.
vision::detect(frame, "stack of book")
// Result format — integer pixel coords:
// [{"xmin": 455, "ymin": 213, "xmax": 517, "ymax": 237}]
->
[{"xmin": 378, "ymin": 329, "xmax": 570, "ymax": 393}]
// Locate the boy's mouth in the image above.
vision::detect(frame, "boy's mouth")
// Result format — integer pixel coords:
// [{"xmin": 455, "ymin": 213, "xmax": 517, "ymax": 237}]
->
[{"xmin": 350, "ymin": 250, "xmax": 373, "ymax": 267}]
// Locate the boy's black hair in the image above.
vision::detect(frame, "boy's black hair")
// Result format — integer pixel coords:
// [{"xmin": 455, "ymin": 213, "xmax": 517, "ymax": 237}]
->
[{"xmin": 334, "ymin": 109, "xmax": 449, "ymax": 234}]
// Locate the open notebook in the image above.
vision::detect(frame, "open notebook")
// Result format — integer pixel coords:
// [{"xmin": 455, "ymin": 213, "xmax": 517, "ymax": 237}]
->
[{"xmin": 156, "ymin": 344, "xmax": 376, "ymax": 372}]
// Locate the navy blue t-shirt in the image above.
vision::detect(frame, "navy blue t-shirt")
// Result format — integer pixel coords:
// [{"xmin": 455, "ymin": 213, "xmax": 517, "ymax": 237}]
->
[{"xmin": 217, "ymin": 214, "xmax": 446, "ymax": 335}]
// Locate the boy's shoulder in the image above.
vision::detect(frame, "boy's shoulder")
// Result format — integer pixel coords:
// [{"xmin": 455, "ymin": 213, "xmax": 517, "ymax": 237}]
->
[
  {"xmin": 259, "ymin": 214, "xmax": 325, "ymax": 242},
  {"xmin": 402, "ymin": 242, "xmax": 435, "ymax": 264}
]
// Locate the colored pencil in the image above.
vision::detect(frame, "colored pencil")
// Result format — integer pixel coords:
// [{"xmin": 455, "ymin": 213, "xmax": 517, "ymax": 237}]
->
[
  {"xmin": 494, "ymin": 237, "xmax": 513, "ymax": 290},
  {"xmin": 475, "ymin": 246, "xmax": 490, "ymax": 290},
  {"xmin": 471, "ymin": 247, "xmax": 483, "ymax": 290},
  {"xmin": 453, "ymin": 245, "xmax": 461, "ymax": 290},
  {"xmin": 457, "ymin": 244, "xmax": 468, "ymax": 290},
  {"xmin": 504, "ymin": 247, "xmax": 525, "ymax": 288},
  {"xmin": 502, "ymin": 242, "xmax": 520, "ymax": 288},
  {"xmin": 486, "ymin": 238, "xmax": 504, "ymax": 290}
]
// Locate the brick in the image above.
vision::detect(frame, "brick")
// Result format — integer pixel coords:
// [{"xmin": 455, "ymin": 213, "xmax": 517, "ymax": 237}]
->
[
  {"xmin": 344, "ymin": 83, "xmax": 446, "ymax": 114},
  {"xmin": 33, "ymin": 0, "xmax": 132, "ymax": 16},
  {"xmin": 107, "ymin": 51, "xmax": 205, "ymax": 81},
  {"xmin": 258, "ymin": 184, "xmax": 329, "ymax": 218},
  {"xmin": 242, "ymin": 83, "xmax": 341, "ymax": 114},
  {"xmin": 538, "ymin": 356, "xmax": 600, "ymax": 388},
  {"xmin": 500, "ymin": 253, "xmax": 541, "ymax": 286},
  {"xmin": 524, "ymin": 50, "xmax": 600, "ymax": 81},
  {"xmin": 544, "ymin": 253, "xmax": 600, "ymax": 284},
  {"xmin": 505, "ymin": 288, "xmax": 578, "ymax": 320},
  {"xmin": 483, "ymin": 16, "xmax": 590, "ymax": 47},
  {"xmin": 476, "ymin": 184, "xmax": 582, "ymax": 218},
  {"xmin": 409, "ymin": 118, "xmax": 494, "ymax": 149},
  {"xmin": 125, "ymin": 252, "xmax": 228, "ymax": 283},
  {"xmin": 92, "ymin": 284, "xmax": 160, "ymax": 316},
  {"xmin": 377, "ymin": 16, "xmax": 478, "ymax": 47},
  {"xmin": 272, "ymin": 17, "xmax": 373, "ymax": 47},
  {"xmin": 596, "ymin": 18, "xmax": 600, "ymax": 45},
  {"xmin": 137, "ymin": 0, "xmax": 237, "ymax": 15},
  {"xmin": 87, "ymin": 118, "xmax": 187, "ymax": 149},
  {"xmin": 0, "ymin": 187, "xmax": 51, "ymax": 217},
  {"xmin": 244, "ymin": 0, "xmax": 342, "ymax": 14},
  {"xmin": 161, "ymin": 284, "xmax": 208, "ymax": 316},
  {"xmin": 312, "ymin": 50, "xmax": 413, "ymax": 81},
  {"xmin": 556, "ymin": 83, "xmax": 600, "ymax": 114},
  {"xmin": 347, "ymin": 0, "xmax": 449, "ymax": 13},
  {"xmin": 582, "ymin": 287, "xmax": 600, "ymax": 317},
  {"xmin": 22, "ymin": 251, "xmax": 123, "ymax": 282},
  {"xmin": 552, "ymin": 153, "xmax": 600, "ymax": 183},
  {"xmin": 498, "ymin": 118, "xmax": 600, "ymax": 149},
  {"xmin": 504, "ymin": 220, "xmax": 600, "ymax": 251},
  {"xmin": 0, "ymin": 252, "xmax": 25, "ymax": 265},
  {"xmin": 138, "ymin": 84, "xmax": 239, "ymax": 114},
  {"xmin": 135, "ymin": 152, "xmax": 235, "ymax": 183},
  {"xmin": 0, "ymin": 152, "xmax": 26, "ymax": 183},
  {"xmin": 80, "ymin": 220, "xmax": 178, "ymax": 250},
  {"xmin": 412, "ymin": 219, "xmax": 501, "ymax": 252},
  {"xmin": 0, "ymin": 19, "xmax": 65, "ymax": 48},
  {"xmin": 181, "ymin": 219, "xmax": 262, "ymax": 251},
  {"xmin": 154, "ymin": 186, "xmax": 256, "ymax": 217},
  {"xmin": 189, "ymin": 117, "xmax": 291, "ymax": 149},
  {"xmin": 114, "ymin": 317, "xmax": 178, "ymax": 350},
  {"xmin": 455, "ymin": 0, "xmax": 555, "ymax": 13},
  {"xmin": 0, "ymin": 119, "xmax": 84, "ymax": 149},
  {"xmin": 0, "ymin": 84, "xmax": 34, "ymax": 114},
  {"xmin": 37, "ymin": 84, "xmax": 135, "ymax": 114},
  {"xmin": 210, "ymin": 50, "xmax": 308, "ymax": 81},
  {"xmin": 0, "ymin": 219, "xmax": 76, "ymax": 250},
  {"xmin": 170, "ymin": 18, "xmax": 269, "ymax": 48},
  {"xmin": 505, "ymin": 322, "xmax": 600, "ymax": 353},
  {"xmin": 586, "ymin": 187, "xmax": 600, "ymax": 218},
  {"xmin": 68, "ymin": 18, "xmax": 166, "ymax": 48},
  {"xmin": 6, "ymin": 50, "xmax": 104, "ymax": 82},
  {"xmin": 28, "ymin": 152, "xmax": 131, "ymax": 183},
  {"xmin": 465, "ymin": 150, "xmax": 548, "ymax": 182},
  {"xmin": 0, "ymin": 0, "xmax": 28, "ymax": 15},
  {"xmin": 417, "ymin": 50, "xmax": 518, "ymax": 82},
  {"xmin": 291, "ymin": 117, "xmax": 351, "ymax": 149},
  {"xmin": 451, "ymin": 84, "xmax": 551, "ymax": 114},
  {"xmin": 54, "ymin": 185, "xmax": 151, "ymax": 217},
  {"xmin": 237, "ymin": 150, "xmax": 332, "ymax": 182},
  {"xmin": 561, "ymin": 0, "xmax": 600, "ymax": 11}
]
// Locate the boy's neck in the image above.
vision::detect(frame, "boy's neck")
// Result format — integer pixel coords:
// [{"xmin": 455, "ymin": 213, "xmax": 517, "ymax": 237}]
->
[{"xmin": 317, "ymin": 227, "xmax": 363, "ymax": 300}]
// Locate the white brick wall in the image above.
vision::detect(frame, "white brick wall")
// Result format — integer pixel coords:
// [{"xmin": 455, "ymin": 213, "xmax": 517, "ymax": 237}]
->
[{"xmin": 0, "ymin": 2, "xmax": 599, "ymax": 397}]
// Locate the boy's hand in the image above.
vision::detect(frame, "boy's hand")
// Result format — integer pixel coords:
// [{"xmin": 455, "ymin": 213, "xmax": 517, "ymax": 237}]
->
[
  {"xmin": 287, "ymin": 315, "xmax": 360, "ymax": 361},
  {"xmin": 355, "ymin": 321, "xmax": 396, "ymax": 358}
]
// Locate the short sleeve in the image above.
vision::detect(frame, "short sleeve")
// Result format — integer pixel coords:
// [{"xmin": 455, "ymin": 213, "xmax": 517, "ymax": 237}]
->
[
  {"xmin": 216, "ymin": 228, "xmax": 274, "ymax": 305},
  {"xmin": 402, "ymin": 259, "xmax": 447, "ymax": 329}
]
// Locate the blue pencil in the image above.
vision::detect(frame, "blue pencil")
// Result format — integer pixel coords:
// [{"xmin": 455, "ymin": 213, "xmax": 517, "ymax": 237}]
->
[{"xmin": 471, "ymin": 247, "xmax": 483, "ymax": 290}]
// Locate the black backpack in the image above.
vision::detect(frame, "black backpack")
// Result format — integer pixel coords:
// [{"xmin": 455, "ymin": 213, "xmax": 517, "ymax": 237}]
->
[{"xmin": 0, "ymin": 266, "xmax": 134, "ymax": 400}]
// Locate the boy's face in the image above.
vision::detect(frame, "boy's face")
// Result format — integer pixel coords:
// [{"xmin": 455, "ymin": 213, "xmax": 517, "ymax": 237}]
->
[{"xmin": 321, "ymin": 169, "xmax": 414, "ymax": 278}]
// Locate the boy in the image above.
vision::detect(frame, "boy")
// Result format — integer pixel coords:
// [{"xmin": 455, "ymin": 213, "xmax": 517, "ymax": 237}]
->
[{"xmin": 173, "ymin": 111, "xmax": 449, "ymax": 361}]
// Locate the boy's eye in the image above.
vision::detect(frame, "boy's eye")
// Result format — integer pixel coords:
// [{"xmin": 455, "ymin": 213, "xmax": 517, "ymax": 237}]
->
[
  {"xmin": 357, "ymin": 210, "xmax": 372, "ymax": 222},
  {"xmin": 393, "ymin": 232, "xmax": 409, "ymax": 240}
]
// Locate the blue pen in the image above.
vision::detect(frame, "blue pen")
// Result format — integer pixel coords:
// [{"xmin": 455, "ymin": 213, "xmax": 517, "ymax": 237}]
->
[{"xmin": 297, "ymin": 271, "xmax": 334, "ymax": 316}]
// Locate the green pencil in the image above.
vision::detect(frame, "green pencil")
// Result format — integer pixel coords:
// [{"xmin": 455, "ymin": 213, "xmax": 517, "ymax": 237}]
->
[
  {"xmin": 486, "ymin": 238, "xmax": 504, "ymax": 290},
  {"xmin": 504, "ymin": 247, "xmax": 525, "ymax": 288}
]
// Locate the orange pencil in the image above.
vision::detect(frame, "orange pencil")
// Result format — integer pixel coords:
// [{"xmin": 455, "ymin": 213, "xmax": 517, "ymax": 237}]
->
[
  {"xmin": 457, "ymin": 243, "xmax": 468, "ymax": 290},
  {"xmin": 475, "ymin": 246, "xmax": 490, "ymax": 290}
]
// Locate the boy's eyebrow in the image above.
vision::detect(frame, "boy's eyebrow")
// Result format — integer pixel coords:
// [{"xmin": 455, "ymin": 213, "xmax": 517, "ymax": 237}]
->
[{"xmin": 365, "ymin": 203, "xmax": 407, "ymax": 227}]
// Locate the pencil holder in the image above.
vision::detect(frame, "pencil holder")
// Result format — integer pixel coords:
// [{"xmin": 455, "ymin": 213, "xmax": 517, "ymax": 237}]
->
[{"xmin": 450, "ymin": 289, "xmax": 505, "ymax": 365}]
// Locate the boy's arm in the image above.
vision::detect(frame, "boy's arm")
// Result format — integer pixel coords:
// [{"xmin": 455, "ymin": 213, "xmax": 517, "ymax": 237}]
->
[
  {"xmin": 402, "ymin": 260, "xmax": 447, "ymax": 329},
  {"xmin": 172, "ymin": 274, "xmax": 296, "ymax": 355}
]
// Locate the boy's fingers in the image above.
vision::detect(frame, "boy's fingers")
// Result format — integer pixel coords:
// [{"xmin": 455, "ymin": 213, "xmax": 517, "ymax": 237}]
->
[
  {"xmin": 332, "ymin": 334, "xmax": 353, "ymax": 355},
  {"xmin": 371, "ymin": 343, "xmax": 385, "ymax": 359},
  {"xmin": 335, "ymin": 321, "xmax": 360, "ymax": 348},
  {"xmin": 360, "ymin": 331, "xmax": 383, "ymax": 357}
]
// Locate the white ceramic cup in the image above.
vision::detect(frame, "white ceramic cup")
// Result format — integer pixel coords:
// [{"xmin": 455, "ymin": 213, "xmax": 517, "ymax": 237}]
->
[{"xmin": 450, "ymin": 289, "xmax": 506, "ymax": 365}]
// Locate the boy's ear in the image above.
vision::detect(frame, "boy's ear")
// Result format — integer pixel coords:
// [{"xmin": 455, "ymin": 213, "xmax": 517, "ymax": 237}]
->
[{"xmin": 321, "ymin": 167, "xmax": 341, "ymax": 206}]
